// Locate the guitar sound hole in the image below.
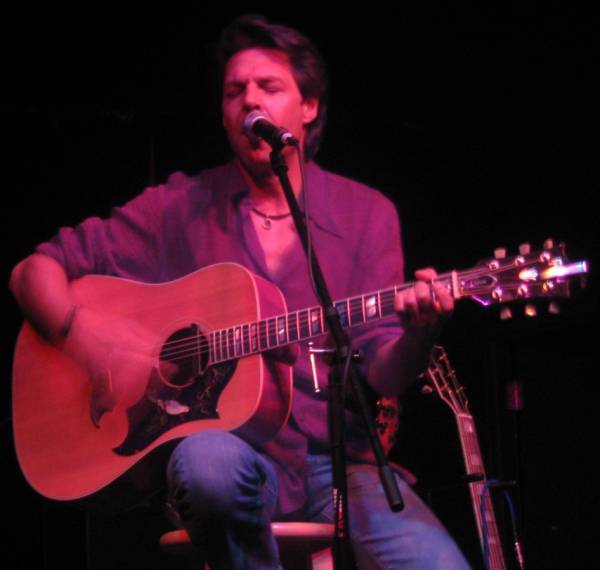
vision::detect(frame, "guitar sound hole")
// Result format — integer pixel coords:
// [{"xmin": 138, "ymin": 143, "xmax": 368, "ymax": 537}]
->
[{"xmin": 158, "ymin": 323, "xmax": 209, "ymax": 388}]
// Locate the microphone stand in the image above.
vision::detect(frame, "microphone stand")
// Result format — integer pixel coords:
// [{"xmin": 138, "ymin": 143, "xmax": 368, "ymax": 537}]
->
[{"xmin": 268, "ymin": 146, "xmax": 404, "ymax": 570}]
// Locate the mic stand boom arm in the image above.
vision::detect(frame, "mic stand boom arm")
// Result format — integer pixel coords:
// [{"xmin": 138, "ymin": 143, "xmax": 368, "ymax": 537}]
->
[{"xmin": 269, "ymin": 148, "xmax": 404, "ymax": 570}]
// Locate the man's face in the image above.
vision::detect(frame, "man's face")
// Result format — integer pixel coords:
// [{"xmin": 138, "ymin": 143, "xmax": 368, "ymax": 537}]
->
[{"xmin": 222, "ymin": 48, "xmax": 318, "ymax": 175}]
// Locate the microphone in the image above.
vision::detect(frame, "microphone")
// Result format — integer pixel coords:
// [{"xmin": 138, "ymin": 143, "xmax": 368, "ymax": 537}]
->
[{"xmin": 243, "ymin": 111, "xmax": 299, "ymax": 148}]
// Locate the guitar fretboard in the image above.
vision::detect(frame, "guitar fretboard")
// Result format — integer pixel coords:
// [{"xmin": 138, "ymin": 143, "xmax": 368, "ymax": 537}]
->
[
  {"xmin": 456, "ymin": 413, "xmax": 507, "ymax": 570},
  {"xmin": 207, "ymin": 285, "xmax": 404, "ymax": 364}
]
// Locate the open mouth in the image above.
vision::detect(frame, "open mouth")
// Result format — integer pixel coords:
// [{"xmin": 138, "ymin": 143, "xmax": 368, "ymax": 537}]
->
[{"xmin": 244, "ymin": 131, "xmax": 262, "ymax": 149}]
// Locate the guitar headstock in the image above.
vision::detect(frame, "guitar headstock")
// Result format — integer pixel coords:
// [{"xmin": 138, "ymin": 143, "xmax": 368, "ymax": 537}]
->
[
  {"xmin": 458, "ymin": 240, "xmax": 589, "ymax": 312},
  {"xmin": 421, "ymin": 345, "xmax": 468, "ymax": 415}
]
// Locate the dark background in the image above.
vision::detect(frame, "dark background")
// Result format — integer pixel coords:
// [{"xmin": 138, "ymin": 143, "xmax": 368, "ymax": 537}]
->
[{"xmin": 3, "ymin": 6, "xmax": 598, "ymax": 569}]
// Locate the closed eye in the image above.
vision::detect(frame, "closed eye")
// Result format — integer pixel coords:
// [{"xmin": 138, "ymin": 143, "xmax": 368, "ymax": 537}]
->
[
  {"xmin": 223, "ymin": 84, "xmax": 244, "ymax": 98},
  {"xmin": 259, "ymin": 79, "xmax": 285, "ymax": 93}
]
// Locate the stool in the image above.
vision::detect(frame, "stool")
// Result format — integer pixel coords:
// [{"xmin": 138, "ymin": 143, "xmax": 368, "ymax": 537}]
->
[{"xmin": 160, "ymin": 522, "xmax": 334, "ymax": 569}]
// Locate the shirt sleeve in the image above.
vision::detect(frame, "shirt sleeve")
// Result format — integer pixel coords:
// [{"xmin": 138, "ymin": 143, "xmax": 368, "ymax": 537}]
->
[
  {"xmin": 350, "ymin": 191, "xmax": 405, "ymax": 384},
  {"xmin": 35, "ymin": 183, "xmax": 168, "ymax": 282}
]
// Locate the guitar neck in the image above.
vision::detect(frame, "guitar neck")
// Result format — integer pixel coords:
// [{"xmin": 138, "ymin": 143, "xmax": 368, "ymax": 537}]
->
[
  {"xmin": 207, "ymin": 272, "xmax": 458, "ymax": 364},
  {"xmin": 207, "ymin": 241, "xmax": 588, "ymax": 364},
  {"xmin": 455, "ymin": 412, "xmax": 507, "ymax": 570}
]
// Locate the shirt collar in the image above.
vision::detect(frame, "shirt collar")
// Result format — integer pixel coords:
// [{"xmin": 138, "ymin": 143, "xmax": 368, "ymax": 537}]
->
[
  {"xmin": 210, "ymin": 161, "xmax": 249, "ymax": 232},
  {"xmin": 302, "ymin": 161, "xmax": 344, "ymax": 239},
  {"xmin": 216, "ymin": 160, "xmax": 343, "ymax": 239}
]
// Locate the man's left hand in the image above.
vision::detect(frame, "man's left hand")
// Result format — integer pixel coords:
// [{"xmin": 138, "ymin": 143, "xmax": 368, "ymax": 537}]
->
[{"xmin": 394, "ymin": 268, "xmax": 454, "ymax": 329}]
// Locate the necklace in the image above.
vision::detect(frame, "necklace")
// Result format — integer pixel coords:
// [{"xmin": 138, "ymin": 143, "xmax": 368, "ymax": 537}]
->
[{"xmin": 251, "ymin": 207, "xmax": 291, "ymax": 230}]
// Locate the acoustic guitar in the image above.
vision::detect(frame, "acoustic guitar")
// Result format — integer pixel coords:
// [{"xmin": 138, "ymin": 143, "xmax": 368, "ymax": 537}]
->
[{"xmin": 12, "ymin": 241, "xmax": 586, "ymax": 503}]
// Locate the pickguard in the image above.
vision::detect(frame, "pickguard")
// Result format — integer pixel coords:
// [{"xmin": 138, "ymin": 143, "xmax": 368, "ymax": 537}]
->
[{"xmin": 114, "ymin": 360, "xmax": 237, "ymax": 456}]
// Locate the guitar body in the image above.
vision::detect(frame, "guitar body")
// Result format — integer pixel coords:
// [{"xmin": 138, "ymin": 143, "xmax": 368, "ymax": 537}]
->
[{"xmin": 12, "ymin": 263, "xmax": 292, "ymax": 503}]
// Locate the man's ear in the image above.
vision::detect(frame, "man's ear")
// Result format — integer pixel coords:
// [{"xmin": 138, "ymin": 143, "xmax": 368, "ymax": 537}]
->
[{"xmin": 302, "ymin": 98, "xmax": 319, "ymax": 126}]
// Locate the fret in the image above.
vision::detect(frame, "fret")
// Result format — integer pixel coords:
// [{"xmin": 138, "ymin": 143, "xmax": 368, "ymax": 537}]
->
[
  {"xmin": 288, "ymin": 311, "xmax": 299, "ymax": 342},
  {"xmin": 209, "ymin": 330, "xmax": 215, "ymax": 362},
  {"xmin": 250, "ymin": 323, "xmax": 258, "ymax": 352},
  {"xmin": 335, "ymin": 300, "xmax": 349, "ymax": 327},
  {"xmin": 380, "ymin": 289, "xmax": 396, "ymax": 317},
  {"xmin": 242, "ymin": 324, "xmax": 250, "ymax": 354},
  {"xmin": 349, "ymin": 296, "xmax": 364, "ymax": 326},
  {"xmin": 440, "ymin": 275, "xmax": 454, "ymax": 298},
  {"xmin": 228, "ymin": 328, "xmax": 234, "ymax": 357},
  {"xmin": 310, "ymin": 308, "xmax": 322, "ymax": 335},
  {"xmin": 464, "ymin": 429, "xmax": 479, "ymax": 448},
  {"xmin": 197, "ymin": 327, "xmax": 205, "ymax": 370},
  {"xmin": 364, "ymin": 293, "xmax": 379, "ymax": 321},
  {"xmin": 298, "ymin": 310, "xmax": 310, "ymax": 339},
  {"xmin": 267, "ymin": 318, "xmax": 277, "ymax": 347},
  {"xmin": 213, "ymin": 331, "xmax": 223, "ymax": 362},
  {"xmin": 462, "ymin": 417, "xmax": 475, "ymax": 434},
  {"xmin": 204, "ymin": 331, "xmax": 209, "ymax": 364},
  {"xmin": 468, "ymin": 453, "xmax": 482, "ymax": 468},
  {"xmin": 209, "ymin": 331, "xmax": 215, "ymax": 364},
  {"xmin": 216, "ymin": 330, "xmax": 229, "ymax": 361},
  {"xmin": 234, "ymin": 327, "xmax": 242, "ymax": 356},
  {"xmin": 258, "ymin": 320, "xmax": 268, "ymax": 351},
  {"xmin": 277, "ymin": 316, "xmax": 287, "ymax": 345},
  {"xmin": 217, "ymin": 330, "xmax": 229, "ymax": 361}
]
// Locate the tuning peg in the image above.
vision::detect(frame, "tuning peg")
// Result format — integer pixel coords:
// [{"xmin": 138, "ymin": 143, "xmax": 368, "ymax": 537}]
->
[
  {"xmin": 421, "ymin": 385, "xmax": 434, "ymax": 395},
  {"xmin": 519, "ymin": 243, "xmax": 531, "ymax": 255},
  {"xmin": 544, "ymin": 238, "xmax": 554, "ymax": 250},
  {"xmin": 494, "ymin": 247, "xmax": 507, "ymax": 259},
  {"xmin": 525, "ymin": 304, "xmax": 537, "ymax": 317},
  {"xmin": 500, "ymin": 307, "xmax": 513, "ymax": 320},
  {"xmin": 492, "ymin": 287, "xmax": 503, "ymax": 302},
  {"xmin": 549, "ymin": 301, "xmax": 560, "ymax": 315}
]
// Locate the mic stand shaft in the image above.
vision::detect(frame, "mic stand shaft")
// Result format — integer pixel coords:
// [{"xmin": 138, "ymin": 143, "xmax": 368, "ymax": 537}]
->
[{"xmin": 269, "ymin": 149, "xmax": 403, "ymax": 570}]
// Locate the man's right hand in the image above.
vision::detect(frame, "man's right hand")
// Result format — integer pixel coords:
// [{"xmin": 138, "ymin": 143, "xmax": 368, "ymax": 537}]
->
[{"xmin": 64, "ymin": 306, "xmax": 163, "ymax": 426}]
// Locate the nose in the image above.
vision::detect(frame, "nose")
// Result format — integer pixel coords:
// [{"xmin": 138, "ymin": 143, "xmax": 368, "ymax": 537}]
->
[{"xmin": 242, "ymin": 82, "xmax": 262, "ymax": 111}]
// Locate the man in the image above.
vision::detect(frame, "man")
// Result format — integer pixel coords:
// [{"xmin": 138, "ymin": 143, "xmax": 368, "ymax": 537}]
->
[{"xmin": 10, "ymin": 15, "xmax": 470, "ymax": 569}]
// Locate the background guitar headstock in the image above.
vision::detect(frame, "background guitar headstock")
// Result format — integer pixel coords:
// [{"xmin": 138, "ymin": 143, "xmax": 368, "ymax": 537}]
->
[{"xmin": 420, "ymin": 345, "xmax": 469, "ymax": 416}]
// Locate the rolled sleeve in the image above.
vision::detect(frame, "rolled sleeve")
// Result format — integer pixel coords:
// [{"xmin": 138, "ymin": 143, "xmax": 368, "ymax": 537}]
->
[
  {"xmin": 351, "ymin": 193, "xmax": 405, "ymax": 373},
  {"xmin": 36, "ymin": 184, "xmax": 166, "ymax": 281}
]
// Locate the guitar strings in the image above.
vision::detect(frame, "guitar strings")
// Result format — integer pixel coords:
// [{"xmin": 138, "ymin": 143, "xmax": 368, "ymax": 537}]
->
[{"xmin": 154, "ymin": 265, "xmax": 528, "ymax": 364}]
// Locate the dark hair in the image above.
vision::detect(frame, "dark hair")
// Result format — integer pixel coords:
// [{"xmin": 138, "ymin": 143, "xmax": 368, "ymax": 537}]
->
[{"xmin": 217, "ymin": 14, "xmax": 329, "ymax": 159}]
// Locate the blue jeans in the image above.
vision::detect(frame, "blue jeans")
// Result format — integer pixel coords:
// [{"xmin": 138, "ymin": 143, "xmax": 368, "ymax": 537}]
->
[{"xmin": 167, "ymin": 431, "xmax": 471, "ymax": 569}]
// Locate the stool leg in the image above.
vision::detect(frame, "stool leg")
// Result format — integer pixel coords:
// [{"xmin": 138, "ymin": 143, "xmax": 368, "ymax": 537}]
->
[{"xmin": 311, "ymin": 547, "xmax": 333, "ymax": 570}]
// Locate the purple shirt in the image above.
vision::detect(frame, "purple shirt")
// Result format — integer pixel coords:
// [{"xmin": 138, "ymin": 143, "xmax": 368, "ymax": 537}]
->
[{"xmin": 37, "ymin": 160, "xmax": 409, "ymax": 513}]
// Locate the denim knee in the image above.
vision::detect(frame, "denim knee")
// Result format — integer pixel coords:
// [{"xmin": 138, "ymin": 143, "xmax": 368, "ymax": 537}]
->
[
  {"xmin": 404, "ymin": 522, "xmax": 472, "ymax": 569},
  {"xmin": 167, "ymin": 430, "xmax": 277, "ymax": 526}
]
